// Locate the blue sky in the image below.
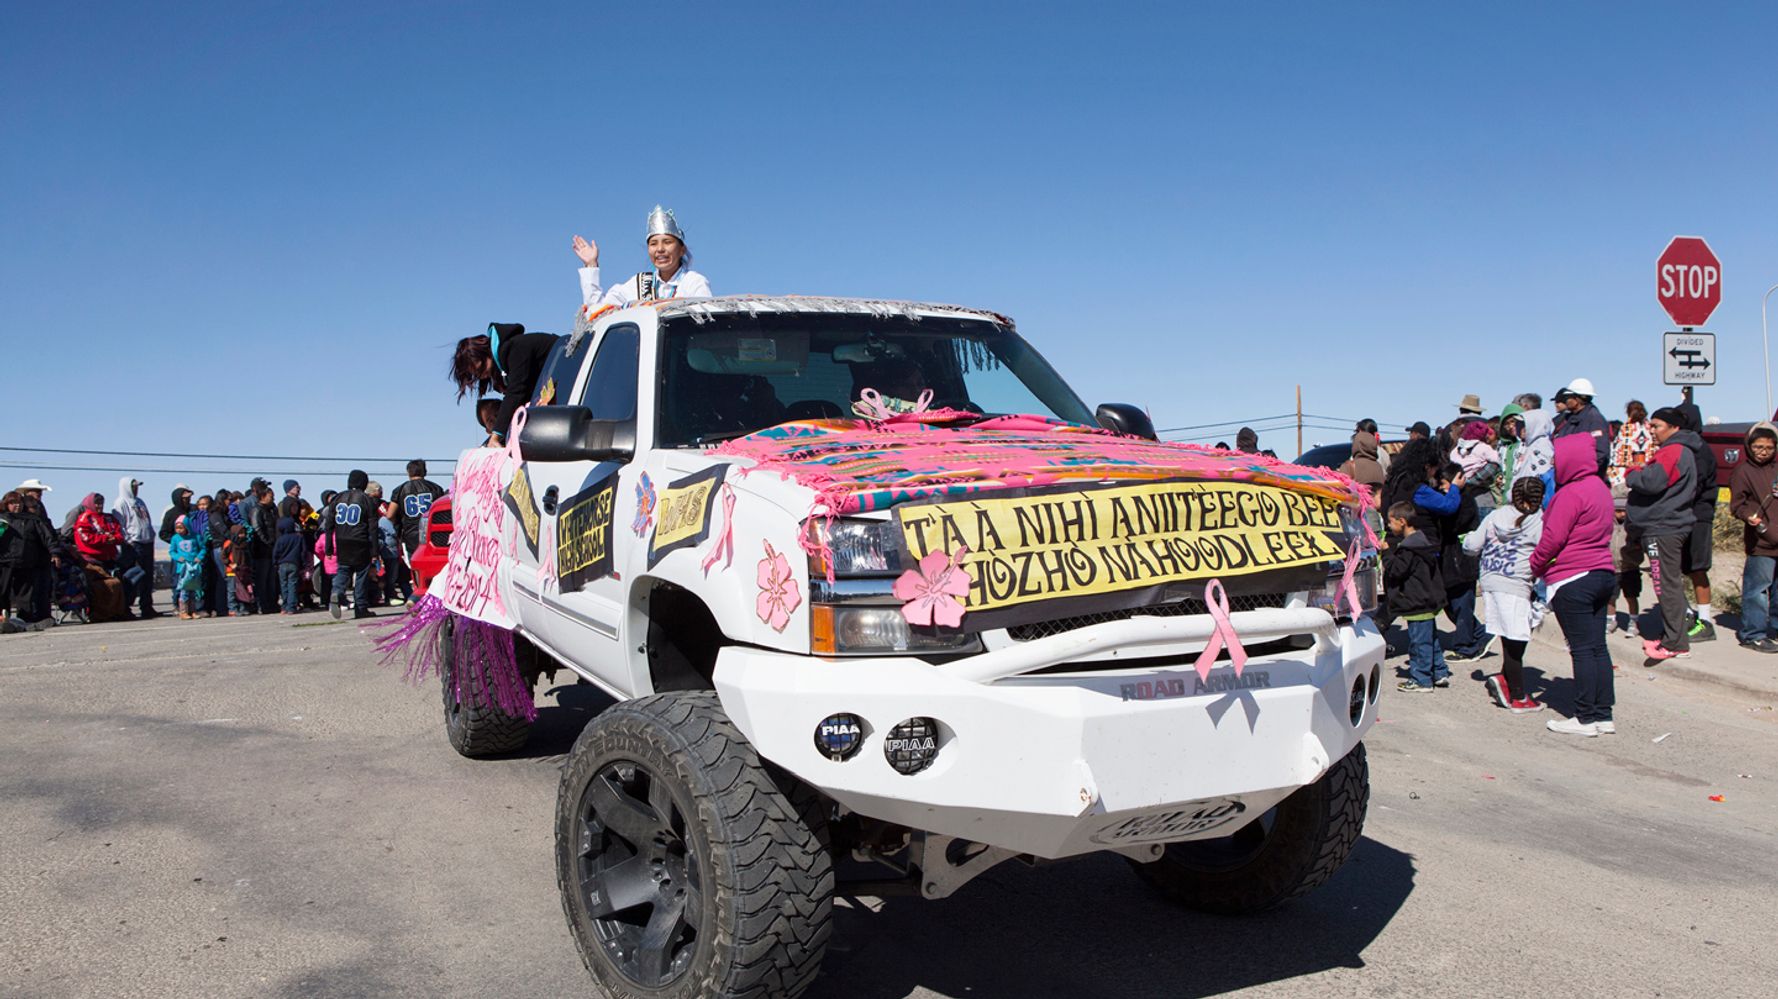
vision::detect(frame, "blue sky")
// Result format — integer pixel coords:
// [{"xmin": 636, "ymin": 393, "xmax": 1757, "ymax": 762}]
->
[{"xmin": 6, "ymin": 1, "xmax": 1778, "ymax": 513}]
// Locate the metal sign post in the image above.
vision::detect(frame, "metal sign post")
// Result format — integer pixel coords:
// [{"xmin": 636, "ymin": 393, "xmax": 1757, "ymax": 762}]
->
[{"xmin": 1663, "ymin": 330, "xmax": 1716, "ymax": 386}]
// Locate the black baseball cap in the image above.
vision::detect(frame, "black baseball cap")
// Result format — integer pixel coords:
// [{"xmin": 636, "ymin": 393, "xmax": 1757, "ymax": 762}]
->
[{"xmin": 1405, "ymin": 421, "xmax": 1432, "ymax": 436}]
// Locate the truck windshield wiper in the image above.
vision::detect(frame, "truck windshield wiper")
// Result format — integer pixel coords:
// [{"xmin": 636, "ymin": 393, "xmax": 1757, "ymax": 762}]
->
[{"xmin": 691, "ymin": 428, "xmax": 762, "ymax": 446}]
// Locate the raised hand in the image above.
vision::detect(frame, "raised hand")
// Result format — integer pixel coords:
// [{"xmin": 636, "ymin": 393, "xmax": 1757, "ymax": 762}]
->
[{"xmin": 572, "ymin": 235, "xmax": 599, "ymax": 268}]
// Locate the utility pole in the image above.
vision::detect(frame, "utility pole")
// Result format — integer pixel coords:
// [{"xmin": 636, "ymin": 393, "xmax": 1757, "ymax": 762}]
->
[{"xmin": 1295, "ymin": 385, "xmax": 1303, "ymax": 457}]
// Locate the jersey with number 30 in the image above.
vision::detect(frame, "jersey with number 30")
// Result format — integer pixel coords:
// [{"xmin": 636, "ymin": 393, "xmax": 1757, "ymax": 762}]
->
[{"xmin": 327, "ymin": 488, "xmax": 381, "ymax": 565}]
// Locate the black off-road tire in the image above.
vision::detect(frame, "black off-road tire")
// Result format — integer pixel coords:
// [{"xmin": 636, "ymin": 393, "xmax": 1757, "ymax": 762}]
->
[
  {"xmin": 1131, "ymin": 742, "xmax": 1369, "ymax": 914},
  {"xmin": 556, "ymin": 691, "xmax": 833, "ymax": 999},
  {"xmin": 439, "ymin": 615, "xmax": 532, "ymax": 757}
]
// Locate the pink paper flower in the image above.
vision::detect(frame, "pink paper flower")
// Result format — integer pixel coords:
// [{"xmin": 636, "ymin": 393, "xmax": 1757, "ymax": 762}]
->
[
  {"xmin": 893, "ymin": 547, "xmax": 973, "ymax": 628},
  {"xmin": 755, "ymin": 540, "xmax": 801, "ymax": 632}
]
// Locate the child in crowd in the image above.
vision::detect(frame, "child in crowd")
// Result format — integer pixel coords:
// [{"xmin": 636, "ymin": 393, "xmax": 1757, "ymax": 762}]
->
[
  {"xmin": 273, "ymin": 516, "xmax": 304, "ymax": 616},
  {"xmin": 1384, "ymin": 502, "xmax": 1447, "ymax": 692},
  {"xmin": 226, "ymin": 523, "xmax": 254, "ymax": 612},
  {"xmin": 168, "ymin": 516, "xmax": 207, "ymax": 619},
  {"xmin": 1465, "ymin": 477, "xmax": 1547, "ymax": 712}
]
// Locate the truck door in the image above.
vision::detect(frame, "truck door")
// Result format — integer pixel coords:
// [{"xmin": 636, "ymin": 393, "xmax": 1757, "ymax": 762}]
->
[{"xmin": 517, "ymin": 324, "xmax": 642, "ymax": 692}]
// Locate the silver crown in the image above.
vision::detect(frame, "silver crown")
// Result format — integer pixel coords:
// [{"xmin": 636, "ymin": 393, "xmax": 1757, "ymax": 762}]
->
[{"xmin": 646, "ymin": 204, "xmax": 687, "ymax": 243}]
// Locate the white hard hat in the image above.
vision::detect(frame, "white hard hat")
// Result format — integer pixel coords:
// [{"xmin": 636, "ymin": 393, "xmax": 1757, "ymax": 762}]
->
[{"xmin": 1565, "ymin": 377, "xmax": 1596, "ymax": 397}]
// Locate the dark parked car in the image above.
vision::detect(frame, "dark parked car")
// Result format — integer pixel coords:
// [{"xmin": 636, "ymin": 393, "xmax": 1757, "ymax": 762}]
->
[{"xmin": 1293, "ymin": 439, "xmax": 1407, "ymax": 470}]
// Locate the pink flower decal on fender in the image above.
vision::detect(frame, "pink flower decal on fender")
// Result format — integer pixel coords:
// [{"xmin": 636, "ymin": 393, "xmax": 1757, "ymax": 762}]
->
[
  {"xmin": 893, "ymin": 547, "xmax": 973, "ymax": 629},
  {"xmin": 755, "ymin": 540, "xmax": 801, "ymax": 632}
]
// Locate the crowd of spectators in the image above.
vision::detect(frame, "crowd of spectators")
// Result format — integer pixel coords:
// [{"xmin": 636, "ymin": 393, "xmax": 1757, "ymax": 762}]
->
[{"xmin": 0, "ymin": 462, "xmax": 441, "ymax": 631}]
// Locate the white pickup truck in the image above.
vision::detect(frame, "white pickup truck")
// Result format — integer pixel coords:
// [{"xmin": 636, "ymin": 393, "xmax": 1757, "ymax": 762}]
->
[{"xmin": 429, "ymin": 296, "xmax": 1382, "ymax": 999}]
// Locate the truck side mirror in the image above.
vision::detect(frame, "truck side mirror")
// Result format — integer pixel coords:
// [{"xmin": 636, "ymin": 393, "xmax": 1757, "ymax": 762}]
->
[
  {"xmin": 1095, "ymin": 403, "xmax": 1156, "ymax": 441},
  {"xmin": 519, "ymin": 405, "xmax": 635, "ymax": 463}
]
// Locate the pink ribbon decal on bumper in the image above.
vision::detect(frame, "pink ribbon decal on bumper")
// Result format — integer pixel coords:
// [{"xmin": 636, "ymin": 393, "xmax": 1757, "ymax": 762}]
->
[
  {"xmin": 1193, "ymin": 578, "xmax": 1249, "ymax": 682},
  {"xmin": 1335, "ymin": 540, "xmax": 1364, "ymax": 620}
]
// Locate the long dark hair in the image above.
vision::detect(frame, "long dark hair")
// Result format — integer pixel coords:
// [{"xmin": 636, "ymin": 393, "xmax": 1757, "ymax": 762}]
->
[
  {"xmin": 1386, "ymin": 438, "xmax": 1440, "ymax": 492},
  {"xmin": 451, "ymin": 334, "xmax": 494, "ymax": 400}
]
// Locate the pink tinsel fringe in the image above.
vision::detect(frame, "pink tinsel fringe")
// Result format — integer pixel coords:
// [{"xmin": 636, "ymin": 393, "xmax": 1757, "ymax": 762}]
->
[{"xmin": 364, "ymin": 595, "xmax": 538, "ymax": 721}]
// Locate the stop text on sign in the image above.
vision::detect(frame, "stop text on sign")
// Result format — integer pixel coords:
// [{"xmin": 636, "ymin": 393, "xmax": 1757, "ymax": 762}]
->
[
  {"xmin": 1656, "ymin": 236, "xmax": 1722, "ymax": 327},
  {"xmin": 1660, "ymin": 262, "xmax": 1718, "ymax": 301}
]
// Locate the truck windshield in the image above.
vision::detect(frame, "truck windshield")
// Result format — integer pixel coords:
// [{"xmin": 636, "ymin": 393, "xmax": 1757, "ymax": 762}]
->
[{"xmin": 656, "ymin": 313, "xmax": 1095, "ymax": 446}]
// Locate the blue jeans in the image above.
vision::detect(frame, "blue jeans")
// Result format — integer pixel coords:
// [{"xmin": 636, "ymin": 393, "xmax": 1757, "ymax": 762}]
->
[
  {"xmin": 213, "ymin": 548, "xmax": 240, "ymax": 615},
  {"xmin": 1738, "ymin": 555, "xmax": 1778, "ymax": 642},
  {"xmin": 333, "ymin": 562, "xmax": 371, "ymax": 613},
  {"xmin": 1406, "ymin": 617, "xmax": 1447, "ymax": 687},
  {"xmin": 278, "ymin": 563, "xmax": 299, "ymax": 611},
  {"xmin": 1445, "ymin": 584, "xmax": 1491, "ymax": 656},
  {"xmin": 1550, "ymin": 570, "xmax": 1614, "ymax": 723}
]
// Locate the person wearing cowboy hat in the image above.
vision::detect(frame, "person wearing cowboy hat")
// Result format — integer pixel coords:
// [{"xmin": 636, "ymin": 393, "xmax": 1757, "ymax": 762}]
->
[
  {"xmin": 1552, "ymin": 377, "xmax": 1610, "ymax": 472},
  {"xmin": 12, "ymin": 480, "xmax": 62, "ymax": 622},
  {"xmin": 572, "ymin": 205, "xmax": 712, "ymax": 309},
  {"xmin": 1456, "ymin": 393, "xmax": 1484, "ymax": 416}
]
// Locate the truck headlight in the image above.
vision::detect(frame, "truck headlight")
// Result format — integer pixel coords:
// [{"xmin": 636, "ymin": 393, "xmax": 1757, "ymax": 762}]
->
[
  {"xmin": 810, "ymin": 604, "xmax": 981, "ymax": 656},
  {"xmin": 1307, "ymin": 562, "xmax": 1379, "ymax": 622},
  {"xmin": 810, "ymin": 519, "xmax": 904, "ymax": 577}
]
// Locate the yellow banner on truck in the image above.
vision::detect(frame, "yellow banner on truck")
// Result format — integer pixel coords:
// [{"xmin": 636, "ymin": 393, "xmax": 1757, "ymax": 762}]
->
[{"xmin": 894, "ymin": 479, "xmax": 1347, "ymax": 625}]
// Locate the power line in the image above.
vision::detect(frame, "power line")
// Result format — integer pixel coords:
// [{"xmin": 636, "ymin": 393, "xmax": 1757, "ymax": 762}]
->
[
  {"xmin": 0, "ymin": 445, "xmax": 459, "ymax": 463},
  {"xmin": 1151, "ymin": 413, "xmax": 1296, "ymax": 434}
]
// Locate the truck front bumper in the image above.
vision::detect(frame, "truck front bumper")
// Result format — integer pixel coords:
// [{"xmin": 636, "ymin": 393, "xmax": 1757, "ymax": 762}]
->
[{"xmin": 713, "ymin": 608, "xmax": 1383, "ymax": 859}]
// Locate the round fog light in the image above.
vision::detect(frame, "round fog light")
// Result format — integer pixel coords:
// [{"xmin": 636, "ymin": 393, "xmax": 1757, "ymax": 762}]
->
[
  {"xmin": 884, "ymin": 717, "xmax": 939, "ymax": 775},
  {"xmin": 1349, "ymin": 676, "xmax": 1367, "ymax": 726},
  {"xmin": 814, "ymin": 713, "xmax": 864, "ymax": 761}
]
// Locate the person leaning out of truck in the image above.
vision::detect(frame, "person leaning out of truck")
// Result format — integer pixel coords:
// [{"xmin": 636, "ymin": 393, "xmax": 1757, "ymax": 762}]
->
[
  {"xmin": 1729, "ymin": 421, "xmax": 1778, "ymax": 654},
  {"xmin": 572, "ymin": 204, "xmax": 711, "ymax": 309},
  {"xmin": 450, "ymin": 324, "xmax": 562, "ymax": 447}
]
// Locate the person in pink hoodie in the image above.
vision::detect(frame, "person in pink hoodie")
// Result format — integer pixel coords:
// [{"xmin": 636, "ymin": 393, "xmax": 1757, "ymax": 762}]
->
[{"xmin": 1529, "ymin": 434, "xmax": 1619, "ymax": 737}]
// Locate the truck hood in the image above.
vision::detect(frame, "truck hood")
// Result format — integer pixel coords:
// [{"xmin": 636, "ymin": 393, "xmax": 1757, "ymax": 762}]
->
[{"xmin": 712, "ymin": 414, "xmax": 1369, "ymax": 518}]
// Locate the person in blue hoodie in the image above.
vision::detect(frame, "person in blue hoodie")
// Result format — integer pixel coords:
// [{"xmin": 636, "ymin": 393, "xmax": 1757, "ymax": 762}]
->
[{"xmin": 273, "ymin": 516, "xmax": 305, "ymax": 616}]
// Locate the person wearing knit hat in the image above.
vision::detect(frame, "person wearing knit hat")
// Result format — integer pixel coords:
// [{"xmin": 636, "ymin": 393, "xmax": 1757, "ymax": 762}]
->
[
  {"xmin": 326, "ymin": 470, "xmax": 380, "ymax": 620},
  {"xmin": 572, "ymin": 204, "xmax": 713, "ymax": 310},
  {"xmin": 279, "ymin": 479, "xmax": 304, "ymax": 521}
]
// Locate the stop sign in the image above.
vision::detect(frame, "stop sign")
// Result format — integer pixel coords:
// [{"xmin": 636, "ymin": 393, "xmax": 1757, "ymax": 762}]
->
[{"xmin": 1657, "ymin": 236, "xmax": 1722, "ymax": 327}]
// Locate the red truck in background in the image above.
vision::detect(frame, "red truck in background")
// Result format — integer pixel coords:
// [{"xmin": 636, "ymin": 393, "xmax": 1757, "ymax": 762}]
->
[{"xmin": 1701, "ymin": 414, "xmax": 1778, "ymax": 492}]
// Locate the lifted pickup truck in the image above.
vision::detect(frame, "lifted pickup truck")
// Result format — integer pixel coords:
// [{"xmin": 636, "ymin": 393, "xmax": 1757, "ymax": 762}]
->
[{"xmin": 423, "ymin": 296, "xmax": 1381, "ymax": 999}]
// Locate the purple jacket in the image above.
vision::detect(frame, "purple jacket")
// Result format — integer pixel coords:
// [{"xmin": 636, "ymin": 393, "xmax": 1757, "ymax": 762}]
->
[{"xmin": 1530, "ymin": 435, "xmax": 1615, "ymax": 586}]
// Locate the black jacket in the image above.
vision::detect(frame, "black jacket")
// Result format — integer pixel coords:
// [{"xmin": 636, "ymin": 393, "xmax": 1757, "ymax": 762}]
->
[
  {"xmin": 247, "ymin": 499, "xmax": 277, "ymax": 557},
  {"xmin": 1553, "ymin": 403, "xmax": 1611, "ymax": 474},
  {"xmin": 326, "ymin": 487, "xmax": 381, "ymax": 566},
  {"xmin": 490, "ymin": 326, "xmax": 561, "ymax": 443},
  {"xmin": 389, "ymin": 477, "xmax": 444, "ymax": 550},
  {"xmin": 1672, "ymin": 429, "xmax": 1717, "ymax": 518},
  {"xmin": 1384, "ymin": 531, "xmax": 1446, "ymax": 617},
  {"xmin": 3, "ymin": 506, "xmax": 57, "ymax": 570},
  {"xmin": 158, "ymin": 488, "xmax": 193, "ymax": 543}
]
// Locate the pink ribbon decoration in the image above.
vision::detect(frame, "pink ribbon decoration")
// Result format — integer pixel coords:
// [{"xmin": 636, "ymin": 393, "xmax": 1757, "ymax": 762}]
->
[
  {"xmin": 1193, "ymin": 578, "xmax": 1249, "ymax": 682},
  {"xmin": 502, "ymin": 404, "xmax": 528, "ymax": 470},
  {"xmin": 852, "ymin": 387, "xmax": 934, "ymax": 421},
  {"xmin": 700, "ymin": 484, "xmax": 737, "ymax": 575},
  {"xmin": 1334, "ymin": 540, "xmax": 1364, "ymax": 620}
]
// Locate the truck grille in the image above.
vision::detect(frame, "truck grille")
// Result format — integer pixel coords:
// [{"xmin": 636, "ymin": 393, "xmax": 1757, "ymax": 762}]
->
[
  {"xmin": 1005, "ymin": 592, "xmax": 1290, "ymax": 642},
  {"xmin": 427, "ymin": 507, "xmax": 453, "ymax": 547}
]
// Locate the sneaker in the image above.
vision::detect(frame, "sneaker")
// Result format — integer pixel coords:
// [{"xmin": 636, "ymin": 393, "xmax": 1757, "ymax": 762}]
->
[
  {"xmin": 1688, "ymin": 619, "xmax": 1717, "ymax": 642},
  {"xmin": 1642, "ymin": 640, "xmax": 1680, "ymax": 666},
  {"xmin": 1396, "ymin": 679, "xmax": 1434, "ymax": 693},
  {"xmin": 1484, "ymin": 674, "xmax": 1511, "ymax": 708},
  {"xmin": 1595, "ymin": 720, "xmax": 1616, "ymax": 735},
  {"xmin": 329, "ymin": 599, "xmax": 342, "ymax": 621},
  {"xmin": 1508, "ymin": 697, "xmax": 1546, "ymax": 714},
  {"xmin": 1743, "ymin": 638, "xmax": 1778, "ymax": 654},
  {"xmin": 1547, "ymin": 716, "xmax": 1599, "ymax": 737}
]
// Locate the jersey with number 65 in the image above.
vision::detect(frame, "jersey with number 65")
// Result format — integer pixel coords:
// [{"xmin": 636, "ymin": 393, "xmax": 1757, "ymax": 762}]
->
[{"xmin": 389, "ymin": 477, "xmax": 443, "ymax": 551}]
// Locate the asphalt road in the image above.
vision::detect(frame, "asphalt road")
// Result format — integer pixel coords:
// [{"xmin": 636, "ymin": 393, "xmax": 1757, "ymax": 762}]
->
[{"xmin": 2, "ymin": 613, "xmax": 1774, "ymax": 998}]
